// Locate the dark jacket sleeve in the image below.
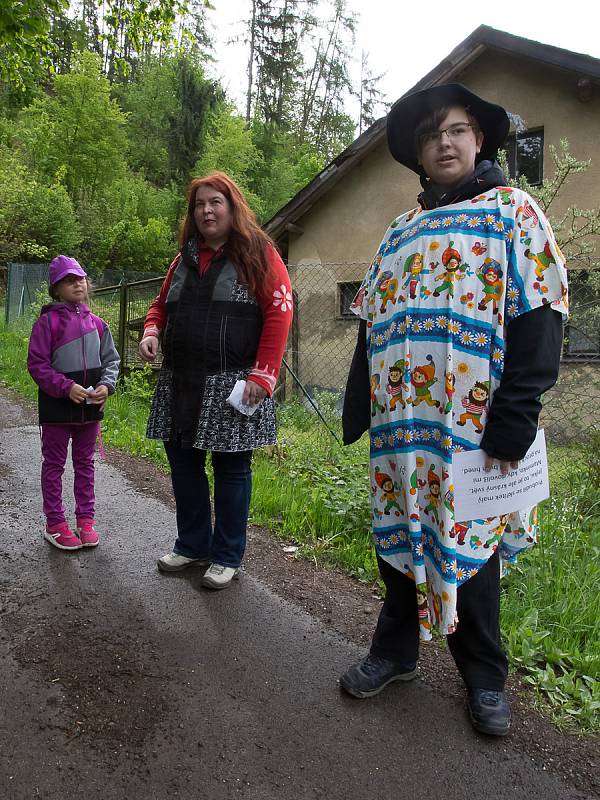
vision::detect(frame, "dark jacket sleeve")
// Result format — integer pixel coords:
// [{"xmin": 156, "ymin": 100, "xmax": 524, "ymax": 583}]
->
[
  {"xmin": 480, "ymin": 304, "xmax": 563, "ymax": 461},
  {"xmin": 342, "ymin": 319, "xmax": 371, "ymax": 445}
]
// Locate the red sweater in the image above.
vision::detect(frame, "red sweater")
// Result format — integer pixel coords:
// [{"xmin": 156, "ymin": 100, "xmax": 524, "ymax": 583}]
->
[{"xmin": 143, "ymin": 244, "xmax": 293, "ymax": 395}]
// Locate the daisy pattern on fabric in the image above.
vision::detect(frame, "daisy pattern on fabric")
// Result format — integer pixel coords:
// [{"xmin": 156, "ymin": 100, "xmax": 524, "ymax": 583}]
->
[{"xmin": 273, "ymin": 284, "xmax": 293, "ymax": 312}]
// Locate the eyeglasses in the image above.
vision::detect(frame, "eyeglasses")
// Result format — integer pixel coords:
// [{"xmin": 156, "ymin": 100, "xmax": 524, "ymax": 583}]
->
[
  {"xmin": 419, "ymin": 122, "xmax": 477, "ymax": 149},
  {"xmin": 62, "ymin": 275, "xmax": 87, "ymax": 284}
]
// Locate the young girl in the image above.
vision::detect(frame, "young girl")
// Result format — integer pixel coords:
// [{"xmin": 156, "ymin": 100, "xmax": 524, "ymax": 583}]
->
[{"xmin": 27, "ymin": 255, "xmax": 120, "ymax": 550}]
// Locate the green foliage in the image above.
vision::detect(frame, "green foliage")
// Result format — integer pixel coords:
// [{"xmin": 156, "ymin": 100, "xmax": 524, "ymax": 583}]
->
[
  {"xmin": 501, "ymin": 490, "xmax": 600, "ymax": 731},
  {"xmin": 0, "ymin": 0, "xmax": 68, "ymax": 89},
  {"xmin": 119, "ymin": 54, "xmax": 219, "ymax": 187},
  {"xmin": 194, "ymin": 102, "xmax": 265, "ymax": 214},
  {"xmin": 0, "ymin": 153, "xmax": 80, "ymax": 263},
  {"xmin": 77, "ymin": 174, "xmax": 180, "ymax": 275},
  {"xmin": 166, "ymin": 54, "xmax": 221, "ymax": 183},
  {"xmin": 14, "ymin": 51, "xmax": 128, "ymax": 198},
  {"xmin": 96, "ymin": 216, "xmax": 175, "ymax": 274}
]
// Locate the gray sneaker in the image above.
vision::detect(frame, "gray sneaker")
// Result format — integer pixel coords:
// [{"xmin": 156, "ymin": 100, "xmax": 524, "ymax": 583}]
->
[
  {"xmin": 157, "ymin": 552, "xmax": 210, "ymax": 572},
  {"xmin": 201, "ymin": 563, "xmax": 240, "ymax": 589}
]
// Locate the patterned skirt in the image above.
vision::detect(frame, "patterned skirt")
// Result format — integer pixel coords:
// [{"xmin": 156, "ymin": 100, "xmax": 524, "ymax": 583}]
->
[{"xmin": 146, "ymin": 366, "xmax": 277, "ymax": 452}]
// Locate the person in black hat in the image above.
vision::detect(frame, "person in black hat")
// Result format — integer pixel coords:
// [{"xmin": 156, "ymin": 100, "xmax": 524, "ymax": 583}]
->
[{"xmin": 340, "ymin": 84, "xmax": 568, "ymax": 736}]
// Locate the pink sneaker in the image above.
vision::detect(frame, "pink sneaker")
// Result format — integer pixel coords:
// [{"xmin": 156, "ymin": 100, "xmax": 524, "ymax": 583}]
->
[
  {"xmin": 76, "ymin": 518, "xmax": 100, "ymax": 547},
  {"xmin": 45, "ymin": 521, "xmax": 82, "ymax": 551}
]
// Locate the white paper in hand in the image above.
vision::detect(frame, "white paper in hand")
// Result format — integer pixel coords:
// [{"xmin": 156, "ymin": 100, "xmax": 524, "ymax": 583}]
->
[
  {"xmin": 226, "ymin": 380, "xmax": 261, "ymax": 416},
  {"xmin": 84, "ymin": 386, "xmax": 97, "ymax": 405},
  {"xmin": 453, "ymin": 429, "xmax": 549, "ymax": 522}
]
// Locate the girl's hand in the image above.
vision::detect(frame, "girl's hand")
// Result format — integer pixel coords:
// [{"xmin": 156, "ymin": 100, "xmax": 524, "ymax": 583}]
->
[
  {"xmin": 139, "ymin": 335, "xmax": 159, "ymax": 362},
  {"xmin": 483, "ymin": 454, "xmax": 519, "ymax": 476},
  {"xmin": 89, "ymin": 385, "xmax": 109, "ymax": 408},
  {"xmin": 69, "ymin": 383, "xmax": 89, "ymax": 404},
  {"xmin": 243, "ymin": 381, "xmax": 268, "ymax": 406}
]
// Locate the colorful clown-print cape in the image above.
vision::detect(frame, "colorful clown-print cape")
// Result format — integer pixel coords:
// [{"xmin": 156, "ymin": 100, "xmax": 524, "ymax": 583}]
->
[{"xmin": 352, "ymin": 187, "xmax": 568, "ymax": 640}]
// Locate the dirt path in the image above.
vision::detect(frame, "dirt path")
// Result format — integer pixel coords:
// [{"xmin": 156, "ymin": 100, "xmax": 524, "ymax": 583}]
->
[{"xmin": 0, "ymin": 387, "xmax": 597, "ymax": 800}]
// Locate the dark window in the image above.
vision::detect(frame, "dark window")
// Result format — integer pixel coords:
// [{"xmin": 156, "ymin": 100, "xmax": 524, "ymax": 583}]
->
[
  {"xmin": 338, "ymin": 281, "xmax": 361, "ymax": 318},
  {"xmin": 563, "ymin": 271, "xmax": 600, "ymax": 359},
  {"xmin": 504, "ymin": 129, "xmax": 544, "ymax": 185}
]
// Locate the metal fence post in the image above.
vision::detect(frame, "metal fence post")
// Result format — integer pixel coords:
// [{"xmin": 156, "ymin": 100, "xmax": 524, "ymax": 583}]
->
[
  {"xmin": 118, "ymin": 280, "xmax": 128, "ymax": 370},
  {"xmin": 5, "ymin": 263, "xmax": 12, "ymax": 324}
]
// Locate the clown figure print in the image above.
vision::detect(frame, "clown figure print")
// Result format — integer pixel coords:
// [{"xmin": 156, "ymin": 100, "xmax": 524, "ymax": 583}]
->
[
  {"xmin": 416, "ymin": 583, "xmax": 432, "ymax": 633},
  {"xmin": 410, "ymin": 355, "xmax": 440, "ymax": 408},
  {"xmin": 423, "ymin": 464, "xmax": 441, "ymax": 525},
  {"xmin": 457, "ymin": 380, "xmax": 489, "ymax": 432},
  {"xmin": 370, "ymin": 373, "xmax": 386, "ymax": 417},
  {"xmin": 477, "ymin": 258, "xmax": 503, "ymax": 315},
  {"xmin": 386, "ymin": 359, "xmax": 409, "ymax": 411},
  {"xmin": 433, "ymin": 242, "xmax": 468, "ymax": 298},
  {"xmin": 402, "ymin": 253, "xmax": 427, "ymax": 300},
  {"xmin": 375, "ymin": 270, "xmax": 399, "ymax": 313},
  {"xmin": 374, "ymin": 466, "xmax": 403, "ymax": 517},
  {"xmin": 524, "ymin": 241, "xmax": 557, "ymax": 283},
  {"xmin": 441, "ymin": 370, "xmax": 455, "ymax": 414}
]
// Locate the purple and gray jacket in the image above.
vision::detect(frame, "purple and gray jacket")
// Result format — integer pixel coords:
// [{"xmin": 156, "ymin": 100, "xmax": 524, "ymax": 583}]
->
[{"xmin": 27, "ymin": 302, "xmax": 120, "ymax": 424}]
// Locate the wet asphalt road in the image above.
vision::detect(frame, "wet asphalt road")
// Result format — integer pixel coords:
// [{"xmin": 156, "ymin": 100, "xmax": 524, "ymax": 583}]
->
[{"xmin": 0, "ymin": 394, "xmax": 589, "ymax": 800}]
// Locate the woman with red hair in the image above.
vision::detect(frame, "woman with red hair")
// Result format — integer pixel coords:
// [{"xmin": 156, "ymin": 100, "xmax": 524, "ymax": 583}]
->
[{"xmin": 139, "ymin": 172, "xmax": 292, "ymax": 589}]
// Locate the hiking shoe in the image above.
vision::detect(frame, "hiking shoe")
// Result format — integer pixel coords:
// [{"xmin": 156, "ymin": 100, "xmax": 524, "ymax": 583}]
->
[
  {"xmin": 44, "ymin": 522, "xmax": 82, "ymax": 551},
  {"xmin": 467, "ymin": 689, "xmax": 512, "ymax": 736},
  {"xmin": 77, "ymin": 518, "xmax": 99, "ymax": 548},
  {"xmin": 339, "ymin": 654, "xmax": 417, "ymax": 698},
  {"xmin": 201, "ymin": 563, "xmax": 240, "ymax": 589},
  {"xmin": 157, "ymin": 552, "xmax": 210, "ymax": 573}
]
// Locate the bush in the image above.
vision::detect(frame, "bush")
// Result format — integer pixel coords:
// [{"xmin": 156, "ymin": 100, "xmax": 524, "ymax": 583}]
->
[{"xmin": 0, "ymin": 155, "xmax": 81, "ymax": 263}]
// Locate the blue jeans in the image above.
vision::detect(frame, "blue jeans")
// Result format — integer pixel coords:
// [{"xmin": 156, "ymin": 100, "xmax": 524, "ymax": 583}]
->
[{"xmin": 164, "ymin": 443, "xmax": 252, "ymax": 568}]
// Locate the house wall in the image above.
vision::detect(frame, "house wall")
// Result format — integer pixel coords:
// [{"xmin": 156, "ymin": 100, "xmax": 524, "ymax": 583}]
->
[{"xmin": 287, "ymin": 50, "xmax": 600, "ymax": 404}]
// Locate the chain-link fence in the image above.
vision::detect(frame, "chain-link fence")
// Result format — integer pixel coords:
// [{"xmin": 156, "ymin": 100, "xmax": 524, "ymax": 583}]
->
[
  {"xmin": 5, "ymin": 259, "xmax": 599, "ymax": 479},
  {"xmin": 92, "ymin": 278, "xmax": 163, "ymax": 371},
  {"xmin": 4, "ymin": 262, "xmax": 163, "ymax": 326},
  {"xmin": 4, "ymin": 263, "xmax": 49, "ymax": 324},
  {"xmin": 89, "ymin": 262, "xmax": 600, "ymax": 464}
]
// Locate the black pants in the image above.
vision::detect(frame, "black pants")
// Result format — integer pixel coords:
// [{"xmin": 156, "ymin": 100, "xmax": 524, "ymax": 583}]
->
[{"xmin": 370, "ymin": 549, "xmax": 508, "ymax": 691}]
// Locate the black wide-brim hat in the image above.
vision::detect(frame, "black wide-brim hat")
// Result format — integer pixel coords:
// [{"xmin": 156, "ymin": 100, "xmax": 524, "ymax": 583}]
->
[{"xmin": 387, "ymin": 83, "xmax": 510, "ymax": 175}]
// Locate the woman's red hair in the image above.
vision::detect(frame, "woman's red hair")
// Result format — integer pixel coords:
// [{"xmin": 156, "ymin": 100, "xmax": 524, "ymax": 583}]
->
[{"xmin": 179, "ymin": 172, "xmax": 276, "ymax": 294}]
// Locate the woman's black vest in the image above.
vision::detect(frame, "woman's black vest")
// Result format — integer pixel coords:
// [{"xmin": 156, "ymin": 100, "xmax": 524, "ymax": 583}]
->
[{"xmin": 162, "ymin": 239, "xmax": 263, "ymax": 443}]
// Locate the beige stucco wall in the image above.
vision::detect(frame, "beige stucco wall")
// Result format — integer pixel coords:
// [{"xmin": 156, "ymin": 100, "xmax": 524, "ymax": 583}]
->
[{"xmin": 287, "ymin": 50, "xmax": 600, "ymax": 398}]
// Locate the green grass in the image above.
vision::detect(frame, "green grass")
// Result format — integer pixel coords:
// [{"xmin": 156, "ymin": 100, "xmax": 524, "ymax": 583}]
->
[{"xmin": 1, "ymin": 318, "xmax": 599, "ymax": 732}]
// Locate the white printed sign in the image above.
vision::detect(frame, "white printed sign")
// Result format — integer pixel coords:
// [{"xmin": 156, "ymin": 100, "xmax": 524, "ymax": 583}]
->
[{"xmin": 452, "ymin": 429, "xmax": 549, "ymax": 522}]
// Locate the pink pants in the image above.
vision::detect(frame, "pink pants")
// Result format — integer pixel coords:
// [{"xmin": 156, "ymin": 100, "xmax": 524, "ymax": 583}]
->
[{"xmin": 41, "ymin": 423, "xmax": 99, "ymax": 526}]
